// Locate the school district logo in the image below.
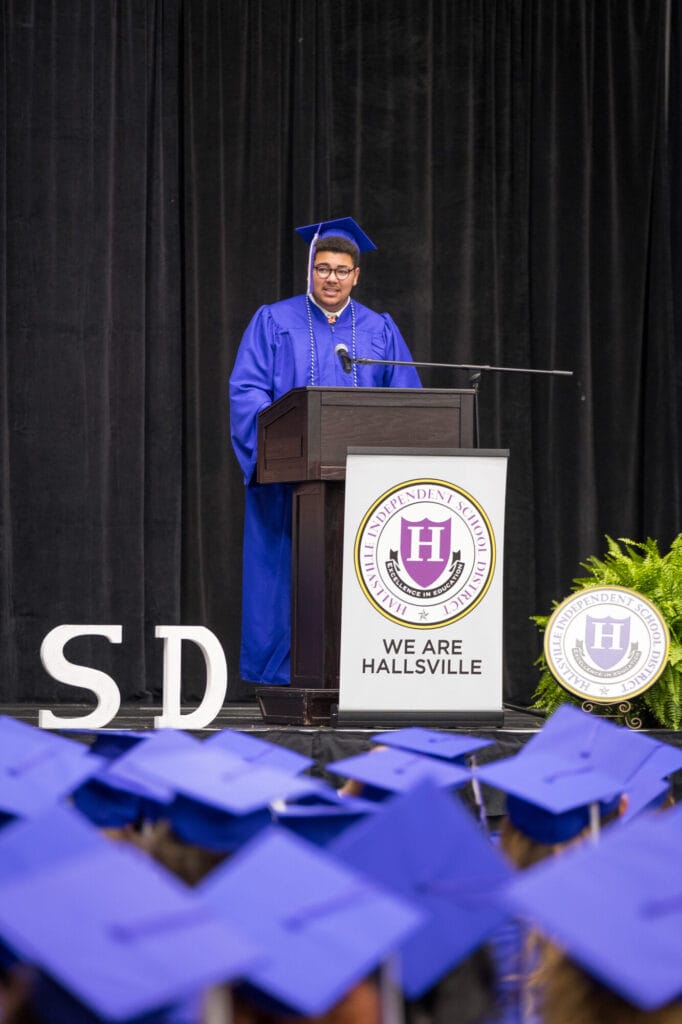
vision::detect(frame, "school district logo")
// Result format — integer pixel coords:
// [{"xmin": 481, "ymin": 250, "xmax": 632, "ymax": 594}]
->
[
  {"xmin": 544, "ymin": 586, "xmax": 670, "ymax": 702},
  {"xmin": 354, "ymin": 478, "xmax": 496, "ymax": 628}
]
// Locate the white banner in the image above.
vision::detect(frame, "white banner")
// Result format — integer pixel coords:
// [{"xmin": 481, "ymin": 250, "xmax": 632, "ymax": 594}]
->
[{"xmin": 338, "ymin": 449, "xmax": 508, "ymax": 722}]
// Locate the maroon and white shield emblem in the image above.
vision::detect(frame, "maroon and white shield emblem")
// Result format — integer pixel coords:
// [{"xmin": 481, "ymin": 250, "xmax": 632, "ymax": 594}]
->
[
  {"xmin": 585, "ymin": 614, "xmax": 631, "ymax": 670},
  {"xmin": 400, "ymin": 516, "xmax": 451, "ymax": 588}
]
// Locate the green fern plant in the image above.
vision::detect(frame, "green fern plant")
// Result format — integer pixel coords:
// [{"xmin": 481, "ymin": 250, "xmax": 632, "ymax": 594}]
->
[{"xmin": 531, "ymin": 535, "xmax": 682, "ymax": 728}]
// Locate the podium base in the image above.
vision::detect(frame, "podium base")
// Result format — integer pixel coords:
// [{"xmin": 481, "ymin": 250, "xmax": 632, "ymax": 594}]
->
[{"xmin": 254, "ymin": 686, "xmax": 339, "ymax": 726}]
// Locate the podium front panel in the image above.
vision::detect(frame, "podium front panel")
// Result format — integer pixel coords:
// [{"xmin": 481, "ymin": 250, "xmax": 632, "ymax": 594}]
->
[
  {"xmin": 258, "ymin": 387, "xmax": 477, "ymax": 483},
  {"xmin": 255, "ymin": 386, "xmax": 478, "ymax": 695}
]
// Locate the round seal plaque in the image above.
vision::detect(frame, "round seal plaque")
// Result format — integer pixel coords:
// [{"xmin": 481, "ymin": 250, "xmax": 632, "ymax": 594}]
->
[
  {"xmin": 544, "ymin": 586, "xmax": 670, "ymax": 703},
  {"xmin": 353, "ymin": 478, "xmax": 496, "ymax": 628}
]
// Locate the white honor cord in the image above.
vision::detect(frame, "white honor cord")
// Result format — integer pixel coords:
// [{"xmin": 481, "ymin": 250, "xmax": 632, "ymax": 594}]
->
[{"xmin": 306, "ymin": 295, "xmax": 358, "ymax": 387}]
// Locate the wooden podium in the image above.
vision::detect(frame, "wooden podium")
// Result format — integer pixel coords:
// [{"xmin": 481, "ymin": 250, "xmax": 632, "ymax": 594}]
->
[{"xmin": 253, "ymin": 386, "xmax": 477, "ymax": 724}]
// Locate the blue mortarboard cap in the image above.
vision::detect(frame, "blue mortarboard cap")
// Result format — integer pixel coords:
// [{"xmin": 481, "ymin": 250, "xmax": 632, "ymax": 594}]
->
[
  {"xmin": 0, "ymin": 839, "xmax": 262, "ymax": 1022},
  {"xmin": 615, "ymin": 742, "xmax": 682, "ymax": 825},
  {"xmin": 295, "ymin": 217, "xmax": 377, "ymax": 252},
  {"xmin": 0, "ymin": 804, "xmax": 106, "ymax": 884},
  {"xmin": 476, "ymin": 750, "xmax": 623, "ymax": 816},
  {"xmin": 326, "ymin": 746, "xmax": 470, "ymax": 797},
  {"xmin": 371, "ymin": 727, "xmax": 493, "ymax": 763},
  {"xmin": 90, "ymin": 730, "xmax": 203, "ymax": 804},
  {"xmin": 619, "ymin": 777, "xmax": 672, "ymax": 824},
  {"xmin": 270, "ymin": 793, "xmax": 381, "ymax": 847},
  {"xmin": 623, "ymin": 739, "xmax": 682, "ymax": 783},
  {"xmin": 501, "ymin": 803, "xmax": 682, "ymax": 1010},
  {"xmin": 140, "ymin": 745, "xmax": 326, "ymax": 815},
  {"xmin": 120, "ymin": 744, "xmax": 327, "ymax": 851},
  {"xmin": 62, "ymin": 728, "xmax": 149, "ymax": 761},
  {"xmin": 330, "ymin": 780, "xmax": 512, "ymax": 998},
  {"xmin": 198, "ymin": 826, "xmax": 422, "ymax": 1017},
  {"xmin": 475, "ymin": 705, "xmax": 666, "ymax": 843},
  {"xmin": 71, "ymin": 775, "xmax": 155, "ymax": 829},
  {"xmin": 520, "ymin": 704, "xmax": 662, "ymax": 774},
  {"xmin": 0, "ymin": 805, "xmax": 108, "ymax": 971},
  {"xmin": 0, "ymin": 715, "xmax": 63, "ymax": 766},
  {"xmin": 204, "ymin": 729, "xmax": 314, "ymax": 774},
  {"xmin": 0, "ymin": 723, "xmax": 106, "ymax": 825},
  {"xmin": 70, "ymin": 732, "xmax": 200, "ymax": 828}
]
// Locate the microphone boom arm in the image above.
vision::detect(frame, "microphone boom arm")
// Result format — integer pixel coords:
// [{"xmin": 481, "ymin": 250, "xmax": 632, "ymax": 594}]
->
[{"xmin": 351, "ymin": 356, "xmax": 573, "ymax": 377}]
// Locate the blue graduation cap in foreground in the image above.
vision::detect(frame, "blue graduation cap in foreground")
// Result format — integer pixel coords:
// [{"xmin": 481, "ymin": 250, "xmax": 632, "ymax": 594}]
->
[
  {"xmin": 198, "ymin": 826, "xmax": 423, "ymax": 1018},
  {"xmin": 62, "ymin": 728, "xmax": 149, "ymax": 761},
  {"xmin": 270, "ymin": 791, "xmax": 381, "ymax": 846},
  {"xmin": 204, "ymin": 728, "xmax": 314, "ymax": 775},
  {"xmin": 330, "ymin": 779, "xmax": 513, "ymax": 999},
  {"xmin": 113, "ymin": 742, "xmax": 327, "ymax": 851},
  {"xmin": 501, "ymin": 803, "xmax": 682, "ymax": 1011},
  {"xmin": 475, "ymin": 705, "xmax": 668, "ymax": 844},
  {"xmin": 72, "ymin": 730, "xmax": 199, "ymax": 829},
  {"xmin": 0, "ymin": 836, "xmax": 262, "ymax": 1022},
  {"xmin": 0, "ymin": 804, "xmax": 106, "ymax": 885},
  {"xmin": 0, "ymin": 718, "xmax": 105, "ymax": 826},
  {"xmin": 326, "ymin": 746, "xmax": 470, "ymax": 799},
  {"xmin": 617, "ymin": 741, "xmax": 682, "ymax": 825},
  {"xmin": 370, "ymin": 726, "xmax": 493, "ymax": 763}
]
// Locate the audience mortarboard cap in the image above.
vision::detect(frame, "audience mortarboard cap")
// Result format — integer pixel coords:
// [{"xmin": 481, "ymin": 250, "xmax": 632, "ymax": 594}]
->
[
  {"xmin": 205, "ymin": 728, "xmax": 314, "ymax": 774},
  {"xmin": 326, "ymin": 746, "xmax": 470, "ymax": 798},
  {"xmin": 371, "ymin": 726, "xmax": 493, "ymax": 763},
  {"xmin": 63, "ymin": 728, "xmax": 149, "ymax": 761},
  {"xmin": 475, "ymin": 704, "xmax": 666, "ymax": 844},
  {"xmin": 0, "ymin": 805, "xmax": 108, "ymax": 972},
  {"xmin": 615, "ymin": 743, "xmax": 682, "ymax": 825},
  {"xmin": 501, "ymin": 803, "xmax": 682, "ymax": 1010},
  {"xmin": 270, "ymin": 793, "xmax": 380, "ymax": 846},
  {"xmin": 198, "ymin": 826, "xmax": 422, "ymax": 1018},
  {"xmin": 123, "ymin": 743, "xmax": 327, "ymax": 851},
  {"xmin": 522, "ymin": 704, "xmax": 663, "ymax": 775},
  {"xmin": 618, "ymin": 776, "xmax": 671, "ymax": 824},
  {"xmin": 71, "ymin": 732, "xmax": 200, "ymax": 828},
  {"xmin": 330, "ymin": 780, "xmax": 512, "ymax": 998},
  {"xmin": 72, "ymin": 775, "xmax": 156, "ymax": 829},
  {"xmin": 295, "ymin": 217, "xmax": 377, "ymax": 252},
  {"xmin": 90, "ymin": 729, "xmax": 204, "ymax": 806},
  {"xmin": 623, "ymin": 739, "xmax": 682, "ymax": 783},
  {"xmin": 149, "ymin": 747, "xmax": 324, "ymax": 812},
  {"xmin": 0, "ymin": 715, "xmax": 67, "ymax": 767},
  {"xmin": 0, "ymin": 839, "xmax": 262, "ymax": 1022},
  {"xmin": 0, "ymin": 804, "xmax": 106, "ymax": 883},
  {"xmin": 0, "ymin": 723, "xmax": 106, "ymax": 826}
]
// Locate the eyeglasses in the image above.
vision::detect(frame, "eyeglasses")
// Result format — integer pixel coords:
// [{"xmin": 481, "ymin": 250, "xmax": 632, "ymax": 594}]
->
[{"xmin": 313, "ymin": 264, "xmax": 356, "ymax": 281}]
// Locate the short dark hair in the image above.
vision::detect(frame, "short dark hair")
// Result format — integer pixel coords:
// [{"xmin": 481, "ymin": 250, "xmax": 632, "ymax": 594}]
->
[{"xmin": 313, "ymin": 235, "xmax": 360, "ymax": 264}]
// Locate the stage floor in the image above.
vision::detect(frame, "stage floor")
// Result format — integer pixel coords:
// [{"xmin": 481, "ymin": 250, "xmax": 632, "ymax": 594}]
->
[
  {"xmin": 4, "ymin": 701, "xmax": 682, "ymax": 814},
  {"xmin": 1, "ymin": 701, "xmax": 544, "ymax": 739}
]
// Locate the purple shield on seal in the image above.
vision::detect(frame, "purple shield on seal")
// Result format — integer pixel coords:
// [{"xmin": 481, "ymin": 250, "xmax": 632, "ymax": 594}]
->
[
  {"xmin": 585, "ymin": 614, "xmax": 631, "ymax": 670},
  {"xmin": 400, "ymin": 517, "xmax": 451, "ymax": 588}
]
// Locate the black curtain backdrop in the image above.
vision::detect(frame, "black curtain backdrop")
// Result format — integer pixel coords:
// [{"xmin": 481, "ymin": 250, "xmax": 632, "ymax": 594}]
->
[{"xmin": 1, "ymin": 0, "xmax": 679, "ymax": 707}]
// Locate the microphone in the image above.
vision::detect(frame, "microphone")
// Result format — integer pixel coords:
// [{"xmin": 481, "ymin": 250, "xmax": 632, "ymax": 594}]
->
[{"xmin": 334, "ymin": 343, "xmax": 353, "ymax": 374}]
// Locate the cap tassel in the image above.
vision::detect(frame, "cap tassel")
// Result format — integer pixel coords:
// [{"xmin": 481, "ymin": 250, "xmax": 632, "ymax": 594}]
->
[
  {"xmin": 589, "ymin": 801, "xmax": 601, "ymax": 843},
  {"xmin": 306, "ymin": 224, "xmax": 322, "ymax": 295},
  {"xmin": 379, "ymin": 955, "xmax": 405, "ymax": 1024}
]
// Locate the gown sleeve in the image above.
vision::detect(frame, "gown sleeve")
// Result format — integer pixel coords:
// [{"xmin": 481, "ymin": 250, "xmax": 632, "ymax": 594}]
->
[
  {"xmin": 229, "ymin": 306, "xmax": 277, "ymax": 485},
  {"xmin": 380, "ymin": 313, "xmax": 422, "ymax": 389}
]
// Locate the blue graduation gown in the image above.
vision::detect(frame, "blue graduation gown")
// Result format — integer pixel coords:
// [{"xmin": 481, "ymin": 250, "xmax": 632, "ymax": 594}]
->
[{"xmin": 229, "ymin": 294, "xmax": 421, "ymax": 685}]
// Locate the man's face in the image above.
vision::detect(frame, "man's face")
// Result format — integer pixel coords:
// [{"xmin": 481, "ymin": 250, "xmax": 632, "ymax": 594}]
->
[{"xmin": 311, "ymin": 249, "xmax": 360, "ymax": 313}]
